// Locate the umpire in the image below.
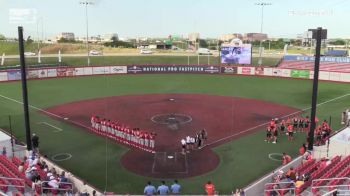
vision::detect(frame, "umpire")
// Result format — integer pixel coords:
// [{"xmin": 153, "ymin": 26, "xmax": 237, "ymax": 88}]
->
[{"xmin": 31, "ymin": 133, "xmax": 39, "ymax": 152}]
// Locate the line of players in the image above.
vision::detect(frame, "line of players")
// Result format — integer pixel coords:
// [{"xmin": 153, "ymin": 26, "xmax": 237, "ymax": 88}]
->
[
  {"xmin": 90, "ymin": 116, "xmax": 156, "ymax": 153},
  {"xmin": 265, "ymin": 115, "xmax": 332, "ymax": 145}
]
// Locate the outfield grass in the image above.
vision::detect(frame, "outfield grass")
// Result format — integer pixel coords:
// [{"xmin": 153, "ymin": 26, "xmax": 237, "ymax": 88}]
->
[
  {"xmin": 2, "ymin": 55, "xmax": 282, "ymax": 67},
  {"xmin": 0, "ymin": 75, "xmax": 349, "ymax": 194}
]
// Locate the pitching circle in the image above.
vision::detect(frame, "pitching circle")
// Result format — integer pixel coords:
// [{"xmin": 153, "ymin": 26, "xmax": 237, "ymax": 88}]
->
[
  {"xmin": 268, "ymin": 153, "xmax": 283, "ymax": 161},
  {"xmin": 51, "ymin": 153, "xmax": 72, "ymax": 161}
]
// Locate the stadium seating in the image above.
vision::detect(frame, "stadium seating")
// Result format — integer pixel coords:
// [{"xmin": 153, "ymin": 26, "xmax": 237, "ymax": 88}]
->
[{"xmin": 278, "ymin": 60, "xmax": 350, "ymax": 72}]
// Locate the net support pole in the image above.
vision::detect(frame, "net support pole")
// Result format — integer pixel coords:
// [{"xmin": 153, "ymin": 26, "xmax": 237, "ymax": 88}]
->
[
  {"xmin": 308, "ymin": 27, "xmax": 322, "ymax": 151},
  {"xmin": 18, "ymin": 27, "xmax": 32, "ymax": 151}
]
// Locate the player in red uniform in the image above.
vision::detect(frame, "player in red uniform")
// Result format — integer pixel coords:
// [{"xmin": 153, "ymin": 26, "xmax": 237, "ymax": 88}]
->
[
  {"xmin": 287, "ymin": 124, "xmax": 294, "ymax": 141},
  {"xmin": 272, "ymin": 125, "xmax": 278, "ymax": 144}
]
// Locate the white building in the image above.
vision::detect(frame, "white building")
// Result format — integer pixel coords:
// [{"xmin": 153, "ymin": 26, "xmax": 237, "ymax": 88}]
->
[
  {"xmin": 56, "ymin": 32, "xmax": 75, "ymax": 41},
  {"xmin": 188, "ymin": 33, "xmax": 200, "ymax": 42},
  {"xmin": 101, "ymin": 33, "xmax": 118, "ymax": 42}
]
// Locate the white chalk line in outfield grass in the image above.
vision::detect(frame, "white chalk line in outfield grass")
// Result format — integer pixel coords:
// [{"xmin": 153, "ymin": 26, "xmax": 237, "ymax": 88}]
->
[
  {"xmin": 204, "ymin": 92, "xmax": 350, "ymax": 147},
  {"xmin": 1, "ymin": 92, "xmax": 350, "ymax": 145},
  {"xmin": 0, "ymin": 94, "xmax": 95, "ymax": 132},
  {"xmin": 37, "ymin": 122, "xmax": 62, "ymax": 132}
]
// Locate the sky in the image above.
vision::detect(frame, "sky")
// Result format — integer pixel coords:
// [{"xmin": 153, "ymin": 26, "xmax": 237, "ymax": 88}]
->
[{"xmin": 0, "ymin": 0, "xmax": 350, "ymax": 39}]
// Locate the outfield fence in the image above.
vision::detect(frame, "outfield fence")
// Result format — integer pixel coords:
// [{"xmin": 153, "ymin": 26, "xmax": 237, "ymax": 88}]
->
[{"xmin": 0, "ymin": 64, "xmax": 350, "ymax": 83}]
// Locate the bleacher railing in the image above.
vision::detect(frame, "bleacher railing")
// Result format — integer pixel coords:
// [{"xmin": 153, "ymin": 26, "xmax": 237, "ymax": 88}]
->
[
  {"xmin": 0, "ymin": 176, "xmax": 25, "ymax": 194},
  {"xmin": 40, "ymin": 181, "xmax": 73, "ymax": 195},
  {"xmin": 311, "ymin": 177, "xmax": 350, "ymax": 195},
  {"xmin": 264, "ymin": 181, "xmax": 296, "ymax": 196}
]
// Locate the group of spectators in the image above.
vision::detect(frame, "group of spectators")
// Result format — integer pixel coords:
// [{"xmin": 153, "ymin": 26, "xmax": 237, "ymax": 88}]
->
[
  {"xmin": 20, "ymin": 150, "xmax": 72, "ymax": 194},
  {"xmin": 180, "ymin": 129, "xmax": 208, "ymax": 154},
  {"xmin": 91, "ymin": 116, "xmax": 156, "ymax": 152}
]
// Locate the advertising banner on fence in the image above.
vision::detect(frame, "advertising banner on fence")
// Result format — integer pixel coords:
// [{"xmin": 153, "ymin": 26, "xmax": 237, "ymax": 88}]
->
[
  {"xmin": 329, "ymin": 72, "xmax": 341, "ymax": 81},
  {"xmin": 341, "ymin": 73, "xmax": 350, "ymax": 82},
  {"xmin": 47, "ymin": 69, "xmax": 57, "ymax": 77},
  {"xmin": 263, "ymin": 68, "xmax": 273, "ymax": 76},
  {"xmin": 0, "ymin": 72, "xmax": 8, "ymax": 81},
  {"xmin": 57, "ymin": 68, "xmax": 75, "ymax": 77},
  {"xmin": 318, "ymin": 71, "xmax": 330, "ymax": 80},
  {"xmin": 83, "ymin": 67, "xmax": 93, "ymax": 75},
  {"xmin": 27, "ymin": 70, "xmax": 39, "ymax": 79},
  {"xmin": 93, "ymin": 66, "xmax": 110, "ymax": 75},
  {"xmin": 291, "ymin": 70, "xmax": 310, "ymax": 78},
  {"xmin": 272, "ymin": 68, "xmax": 291, "ymax": 77},
  {"xmin": 127, "ymin": 65, "xmax": 220, "ymax": 74},
  {"xmin": 238, "ymin": 67, "xmax": 255, "ymax": 75},
  {"xmin": 221, "ymin": 66, "xmax": 238, "ymax": 74},
  {"xmin": 38, "ymin": 69, "xmax": 48, "ymax": 78},
  {"xmin": 255, "ymin": 67, "xmax": 264, "ymax": 75},
  {"xmin": 110, "ymin": 66, "xmax": 127, "ymax": 74},
  {"xmin": 74, "ymin": 68, "xmax": 85, "ymax": 76},
  {"xmin": 7, "ymin": 70, "xmax": 21, "ymax": 81}
]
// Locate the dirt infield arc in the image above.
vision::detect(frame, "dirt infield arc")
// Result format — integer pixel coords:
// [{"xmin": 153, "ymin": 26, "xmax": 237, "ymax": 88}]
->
[{"xmin": 46, "ymin": 94, "xmax": 299, "ymax": 178}]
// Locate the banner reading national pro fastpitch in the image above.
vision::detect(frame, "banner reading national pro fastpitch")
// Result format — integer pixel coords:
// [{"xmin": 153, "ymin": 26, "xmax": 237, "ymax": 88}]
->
[{"xmin": 127, "ymin": 65, "xmax": 220, "ymax": 74}]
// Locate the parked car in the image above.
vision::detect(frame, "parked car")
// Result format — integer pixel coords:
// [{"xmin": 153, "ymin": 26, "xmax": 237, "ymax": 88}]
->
[
  {"xmin": 89, "ymin": 50, "xmax": 102, "ymax": 56},
  {"xmin": 140, "ymin": 49, "xmax": 153, "ymax": 54},
  {"xmin": 197, "ymin": 48, "xmax": 212, "ymax": 55},
  {"xmin": 24, "ymin": 52, "xmax": 36, "ymax": 56}
]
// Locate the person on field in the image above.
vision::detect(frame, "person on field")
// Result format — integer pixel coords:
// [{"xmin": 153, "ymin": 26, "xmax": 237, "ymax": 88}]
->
[
  {"xmin": 31, "ymin": 133, "xmax": 40, "ymax": 152},
  {"xmin": 205, "ymin": 181, "xmax": 215, "ymax": 196},
  {"xmin": 181, "ymin": 138, "xmax": 186, "ymax": 154},
  {"xmin": 287, "ymin": 124, "xmax": 294, "ymax": 141},
  {"xmin": 144, "ymin": 181, "xmax": 156, "ymax": 196},
  {"xmin": 170, "ymin": 180, "xmax": 181, "ymax": 194},
  {"xmin": 157, "ymin": 181, "xmax": 169, "ymax": 195},
  {"xmin": 282, "ymin": 152, "xmax": 292, "ymax": 165},
  {"xmin": 299, "ymin": 143, "xmax": 307, "ymax": 155},
  {"xmin": 265, "ymin": 126, "xmax": 272, "ymax": 143}
]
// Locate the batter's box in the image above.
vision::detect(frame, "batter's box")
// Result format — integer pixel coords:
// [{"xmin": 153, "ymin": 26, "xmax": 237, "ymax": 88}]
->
[{"xmin": 152, "ymin": 152, "xmax": 188, "ymax": 174}]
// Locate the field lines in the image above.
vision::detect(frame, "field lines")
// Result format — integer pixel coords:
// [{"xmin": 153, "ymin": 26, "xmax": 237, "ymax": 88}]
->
[{"xmin": 37, "ymin": 122, "xmax": 63, "ymax": 132}]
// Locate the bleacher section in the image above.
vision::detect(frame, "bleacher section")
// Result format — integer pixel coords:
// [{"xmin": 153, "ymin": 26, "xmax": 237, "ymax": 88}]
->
[
  {"xmin": 264, "ymin": 154, "xmax": 350, "ymax": 196},
  {"xmin": 279, "ymin": 61, "xmax": 350, "ymax": 72},
  {"xmin": 0, "ymin": 155, "xmax": 73, "ymax": 195}
]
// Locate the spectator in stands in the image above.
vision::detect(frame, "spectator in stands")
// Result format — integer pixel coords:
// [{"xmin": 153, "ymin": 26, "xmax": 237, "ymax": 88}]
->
[
  {"xmin": 31, "ymin": 133, "xmax": 40, "ymax": 152},
  {"xmin": 2, "ymin": 147, "xmax": 6, "ymax": 156},
  {"xmin": 48, "ymin": 175, "xmax": 59, "ymax": 189},
  {"xmin": 239, "ymin": 189, "xmax": 245, "ymax": 196},
  {"xmin": 170, "ymin": 180, "xmax": 181, "ymax": 194},
  {"xmin": 282, "ymin": 153, "xmax": 292, "ymax": 165},
  {"xmin": 205, "ymin": 181, "xmax": 215, "ymax": 196},
  {"xmin": 302, "ymin": 151, "xmax": 312, "ymax": 164},
  {"xmin": 299, "ymin": 143, "xmax": 307, "ymax": 155},
  {"xmin": 59, "ymin": 171, "xmax": 68, "ymax": 183},
  {"xmin": 80, "ymin": 182, "xmax": 89, "ymax": 196},
  {"xmin": 286, "ymin": 167, "xmax": 296, "ymax": 182},
  {"xmin": 18, "ymin": 161, "xmax": 24, "ymax": 173},
  {"xmin": 144, "ymin": 181, "xmax": 156, "ymax": 196},
  {"xmin": 157, "ymin": 181, "xmax": 169, "ymax": 195}
]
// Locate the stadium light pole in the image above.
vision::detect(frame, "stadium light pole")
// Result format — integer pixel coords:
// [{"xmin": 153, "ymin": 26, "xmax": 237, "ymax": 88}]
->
[
  {"xmin": 80, "ymin": 1, "xmax": 93, "ymax": 66},
  {"xmin": 255, "ymin": 2, "xmax": 271, "ymax": 66}
]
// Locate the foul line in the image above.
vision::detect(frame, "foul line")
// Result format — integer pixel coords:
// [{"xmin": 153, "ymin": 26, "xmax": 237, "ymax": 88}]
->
[
  {"xmin": 205, "ymin": 92, "xmax": 350, "ymax": 147},
  {"xmin": 38, "ymin": 122, "xmax": 62, "ymax": 132}
]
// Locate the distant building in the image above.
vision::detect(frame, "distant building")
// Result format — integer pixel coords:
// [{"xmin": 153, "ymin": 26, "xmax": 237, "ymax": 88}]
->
[
  {"xmin": 243, "ymin": 33, "xmax": 268, "ymax": 41},
  {"xmin": 188, "ymin": 33, "xmax": 200, "ymax": 42},
  {"xmin": 219, "ymin": 33, "xmax": 243, "ymax": 42},
  {"xmin": 56, "ymin": 32, "xmax": 75, "ymax": 41},
  {"xmin": 101, "ymin": 33, "xmax": 118, "ymax": 42}
]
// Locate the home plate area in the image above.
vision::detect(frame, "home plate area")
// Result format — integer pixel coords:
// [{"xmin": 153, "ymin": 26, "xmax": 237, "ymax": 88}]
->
[{"xmin": 152, "ymin": 152, "xmax": 188, "ymax": 174}]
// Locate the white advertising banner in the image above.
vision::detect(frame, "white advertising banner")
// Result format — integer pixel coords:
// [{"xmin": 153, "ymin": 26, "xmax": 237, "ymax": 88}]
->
[
  {"xmin": 340, "ymin": 73, "xmax": 350, "ymax": 82},
  {"xmin": 319, "ymin": 71, "xmax": 330, "ymax": 80},
  {"xmin": 238, "ymin": 67, "xmax": 255, "ymax": 75},
  {"xmin": 263, "ymin": 68, "xmax": 273, "ymax": 76},
  {"xmin": 38, "ymin": 69, "xmax": 48, "ymax": 78},
  {"xmin": 281, "ymin": 69, "xmax": 291, "ymax": 77},
  {"xmin": 93, "ymin": 66, "xmax": 110, "ymax": 75},
  {"xmin": 75, "ymin": 68, "xmax": 85, "ymax": 76},
  {"xmin": 47, "ymin": 69, "xmax": 57, "ymax": 77},
  {"xmin": 329, "ymin": 72, "xmax": 341, "ymax": 81},
  {"xmin": 271, "ymin": 68, "xmax": 283, "ymax": 77},
  {"xmin": 83, "ymin": 67, "xmax": 93, "ymax": 75},
  {"xmin": 0, "ymin": 72, "xmax": 8, "ymax": 81},
  {"xmin": 110, "ymin": 66, "xmax": 127, "ymax": 74},
  {"xmin": 27, "ymin": 70, "xmax": 39, "ymax": 79}
]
